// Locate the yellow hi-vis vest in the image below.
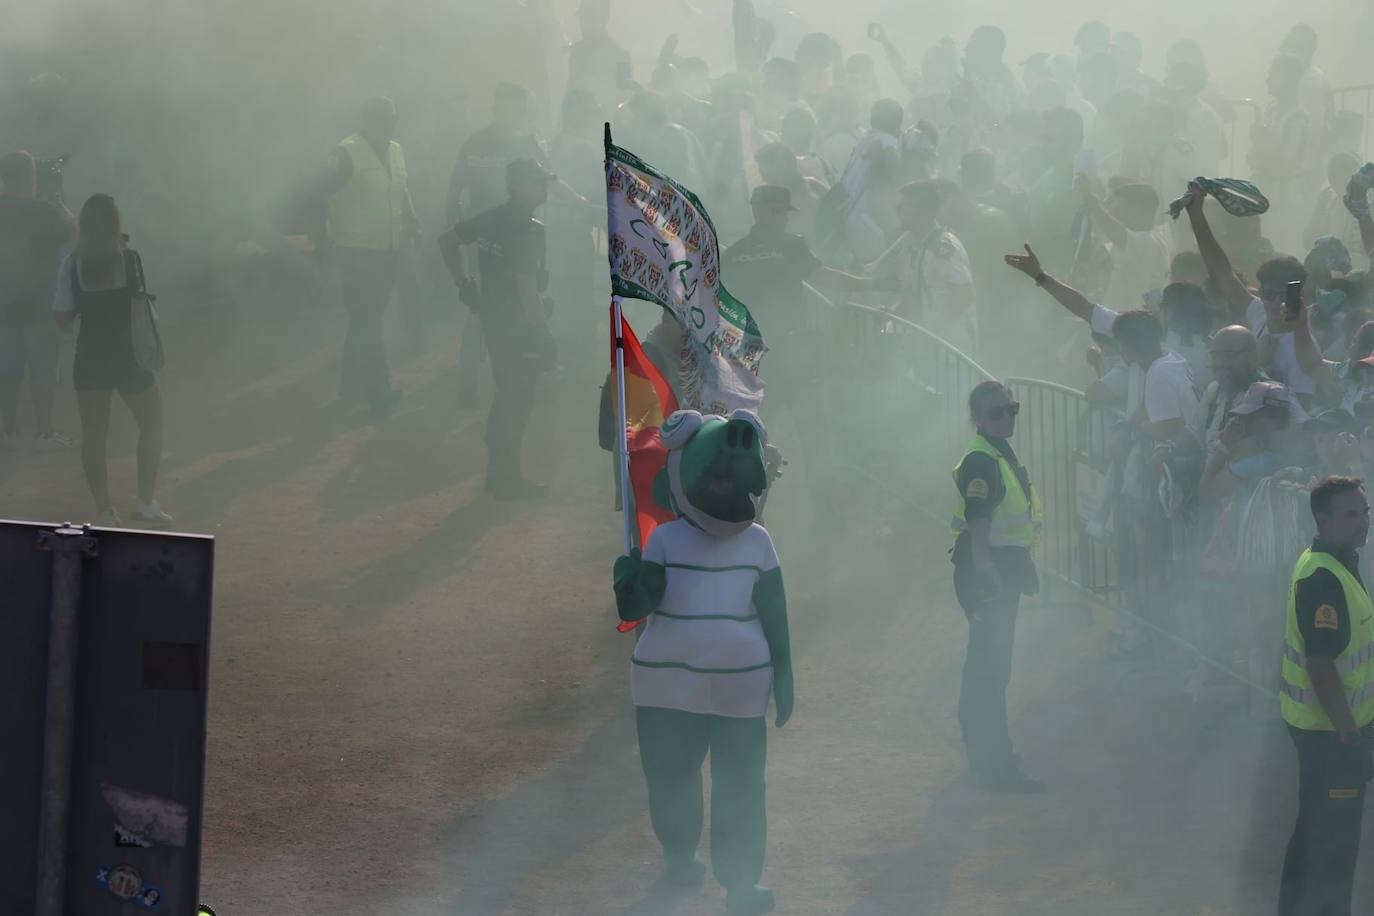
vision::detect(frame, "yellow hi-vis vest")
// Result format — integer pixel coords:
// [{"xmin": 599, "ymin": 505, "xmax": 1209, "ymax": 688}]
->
[
  {"xmin": 1281, "ymin": 549, "xmax": 1374, "ymax": 731},
  {"xmin": 950, "ymin": 434, "xmax": 1043, "ymax": 549},
  {"xmin": 327, "ymin": 134, "xmax": 408, "ymax": 251}
]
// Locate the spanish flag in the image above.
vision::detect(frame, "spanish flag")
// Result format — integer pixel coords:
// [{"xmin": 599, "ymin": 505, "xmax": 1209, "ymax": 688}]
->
[{"xmin": 611, "ymin": 304, "xmax": 679, "ymax": 632}]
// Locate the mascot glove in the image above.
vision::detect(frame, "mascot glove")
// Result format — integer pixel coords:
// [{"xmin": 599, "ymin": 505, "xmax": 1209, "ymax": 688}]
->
[
  {"xmin": 613, "ymin": 547, "xmax": 643, "ymax": 591},
  {"xmin": 773, "ymin": 669, "xmax": 794, "ymax": 728}
]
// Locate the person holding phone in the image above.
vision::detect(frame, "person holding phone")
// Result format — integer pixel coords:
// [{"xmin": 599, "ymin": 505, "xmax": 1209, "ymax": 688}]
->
[
  {"xmin": 1187, "ymin": 182, "xmax": 1318, "ymax": 406},
  {"xmin": 950, "ymin": 381, "xmax": 1044, "ymax": 792}
]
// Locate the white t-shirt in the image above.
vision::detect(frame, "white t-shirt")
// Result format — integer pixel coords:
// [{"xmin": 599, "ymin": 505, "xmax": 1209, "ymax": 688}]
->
[
  {"xmin": 1090, "ymin": 304, "xmax": 1199, "ymax": 437},
  {"xmin": 1103, "ymin": 225, "xmax": 1173, "ymax": 313},
  {"xmin": 838, "ymin": 130, "xmax": 901, "ymax": 262},
  {"xmin": 1143, "ymin": 351, "xmax": 1200, "ymax": 429},
  {"xmin": 1246, "ymin": 296, "xmax": 1316, "ymax": 396},
  {"xmin": 815, "ymin": 127, "xmax": 859, "ymax": 186},
  {"xmin": 1168, "ymin": 335, "xmax": 1211, "ymax": 395},
  {"xmin": 1091, "ymin": 304, "xmax": 1143, "ymax": 414},
  {"xmin": 838, "ymin": 129, "xmax": 899, "ymax": 203},
  {"xmin": 631, "ymin": 520, "xmax": 779, "ymax": 718}
]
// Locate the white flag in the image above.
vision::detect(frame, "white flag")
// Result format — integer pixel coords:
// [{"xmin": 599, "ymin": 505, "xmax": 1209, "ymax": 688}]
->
[{"xmin": 605, "ymin": 139, "xmax": 766, "ymax": 415}]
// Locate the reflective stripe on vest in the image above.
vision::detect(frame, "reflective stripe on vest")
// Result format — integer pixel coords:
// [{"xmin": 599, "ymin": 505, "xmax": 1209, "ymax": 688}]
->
[
  {"xmin": 950, "ymin": 434, "xmax": 1043, "ymax": 549},
  {"xmin": 327, "ymin": 134, "xmax": 408, "ymax": 250},
  {"xmin": 1280, "ymin": 549, "xmax": 1374, "ymax": 731}
]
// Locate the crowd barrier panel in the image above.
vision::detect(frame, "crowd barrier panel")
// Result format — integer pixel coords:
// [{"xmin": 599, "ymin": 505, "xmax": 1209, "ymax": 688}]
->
[
  {"xmin": 1335, "ymin": 82, "xmax": 1374, "ymax": 159},
  {"xmin": 1222, "ymin": 98, "xmax": 1262, "ymax": 178}
]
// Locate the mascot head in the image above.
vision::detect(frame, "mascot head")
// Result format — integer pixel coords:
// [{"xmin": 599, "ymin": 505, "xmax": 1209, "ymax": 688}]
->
[{"xmin": 655, "ymin": 408, "xmax": 768, "ymax": 537}]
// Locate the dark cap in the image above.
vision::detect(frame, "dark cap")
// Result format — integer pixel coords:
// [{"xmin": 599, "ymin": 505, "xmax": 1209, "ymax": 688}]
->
[
  {"xmin": 361, "ymin": 96, "xmax": 397, "ymax": 123},
  {"xmin": 750, "ymin": 185, "xmax": 797, "ymax": 211},
  {"xmin": 506, "ymin": 159, "xmax": 557, "ymax": 186}
]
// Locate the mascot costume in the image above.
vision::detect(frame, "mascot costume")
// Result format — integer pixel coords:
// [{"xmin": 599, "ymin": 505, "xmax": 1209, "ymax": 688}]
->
[{"xmin": 613, "ymin": 408, "xmax": 793, "ymax": 916}]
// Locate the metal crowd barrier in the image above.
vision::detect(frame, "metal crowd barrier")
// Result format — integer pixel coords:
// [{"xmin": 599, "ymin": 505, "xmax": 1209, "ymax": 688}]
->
[
  {"xmin": 833, "ymin": 302, "xmax": 1119, "ymax": 606},
  {"xmin": 1335, "ymin": 82, "xmax": 1374, "ymax": 157},
  {"xmin": 1222, "ymin": 97, "xmax": 1262, "ymax": 178},
  {"xmin": 826, "ymin": 301, "xmax": 1276, "ymax": 694}
]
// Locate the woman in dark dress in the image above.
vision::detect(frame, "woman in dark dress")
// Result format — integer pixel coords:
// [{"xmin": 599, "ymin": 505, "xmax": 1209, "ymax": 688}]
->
[{"xmin": 54, "ymin": 194, "xmax": 170, "ymax": 525}]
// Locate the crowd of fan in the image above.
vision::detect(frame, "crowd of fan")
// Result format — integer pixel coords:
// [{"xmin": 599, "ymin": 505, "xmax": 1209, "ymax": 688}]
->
[
  {"xmin": 542, "ymin": 6, "xmax": 1371, "ymax": 695},
  {"xmin": 5, "ymin": 0, "xmax": 1372, "ymax": 677}
]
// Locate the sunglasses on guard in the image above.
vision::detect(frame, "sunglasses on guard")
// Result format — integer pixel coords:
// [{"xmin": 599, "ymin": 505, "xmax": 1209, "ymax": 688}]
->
[{"xmin": 984, "ymin": 402, "xmax": 1021, "ymax": 421}]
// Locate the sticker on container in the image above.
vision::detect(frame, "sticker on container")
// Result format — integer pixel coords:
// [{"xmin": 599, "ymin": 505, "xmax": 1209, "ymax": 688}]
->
[
  {"xmin": 137, "ymin": 886, "xmax": 164, "ymax": 910},
  {"xmin": 105, "ymin": 864, "xmax": 143, "ymax": 900},
  {"xmin": 115, "ymin": 822, "xmax": 153, "ymax": 848},
  {"xmin": 101, "ymin": 784, "xmax": 188, "ymax": 847}
]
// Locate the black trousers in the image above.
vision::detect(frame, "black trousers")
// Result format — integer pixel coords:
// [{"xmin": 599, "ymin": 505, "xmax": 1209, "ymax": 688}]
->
[
  {"xmin": 481, "ymin": 316, "xmax": 543, "ymax": 485},
  {"xmin": 1278, "ymin": 726, "xmax": 1371, "ymax": 916},
  {"xmin": 337, "ymin": 248, "xmax": 397, "ymax": 404},
  {"xmin": 953, "ymin": 577, "xmax": 1021, "ymax": 777},
  {"xmin": 457, "ymin": 310, "xmax": 487, "ymax": 398},
  {"xmin": 635, "ymin": 706, "xmax": 768, "ymax": 891}
]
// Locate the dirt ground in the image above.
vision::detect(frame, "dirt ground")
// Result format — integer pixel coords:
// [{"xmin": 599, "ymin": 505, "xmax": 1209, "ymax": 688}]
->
[{"xmin": 2, "ymin": 296, "xmax": 1370, "ymax": 916}]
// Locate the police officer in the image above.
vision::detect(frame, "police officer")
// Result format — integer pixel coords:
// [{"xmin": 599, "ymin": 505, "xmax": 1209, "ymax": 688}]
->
[
  {"xmin": 950, "ymin": 380, "xmax": 1044, "ymax": 793},
  {"xmin": 1278, "ymin": 475, "xmax": 1374, "ymax": 915},
  {"xmin": 445, "ymin": 160, "xmax": 557, "ymax": 500},
  {"xmin": 722, "ymin": 185, "xmax": 872, "ymax": 386},
  {"xmin": 722, "ymin": 185, "xmax": 870, "ymax": 512},
  {"xmin": 323, "ymin": 96, "xmax": 418, "ymax": 417},
  {"xmin": 447, "ymin": 84, "xmax": 548, "ymax": 407}
]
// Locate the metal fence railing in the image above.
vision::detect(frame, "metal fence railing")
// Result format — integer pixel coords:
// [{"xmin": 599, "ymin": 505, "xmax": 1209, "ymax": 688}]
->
[
  {"xmin": 832, "ymin": 303, "xmax": 1121, "ymax": 608},
  {"xmin": 825, "ymin": 302, "xmax": 1282, "ymax": 694},
  {"xmin": 1222, "ymin": 97, "xmax": 1262, "ymax": 178},
  {"xmin": 1335, "ymin": 82, "xmax": 1374, "ymax": 156}
]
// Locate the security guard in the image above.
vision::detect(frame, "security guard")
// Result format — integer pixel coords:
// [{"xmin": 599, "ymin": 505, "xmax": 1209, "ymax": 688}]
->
[
  {"xmin": 1278, "ymin": 475, "xmax": 1374, "ymax": 915},
  {"xmin": 323, "ymin": 96, "xmax": 419, "ymax": 416},
  {"xmin": 951, "ymin": 380, "xmax": 1044, "ymax": 793}
]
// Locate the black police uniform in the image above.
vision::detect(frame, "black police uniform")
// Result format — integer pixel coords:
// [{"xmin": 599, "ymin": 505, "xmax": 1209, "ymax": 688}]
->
[
  {"xmin": 721, "ymin": 225, "xmax": 822, "ymax": 408},
  {"xmin": 451, "ymin": 201, "xmax": 549, "ymax": 491},
  {"xmin": 951, "ymin": 435, "xmax": 1040, "ymax": 788}
]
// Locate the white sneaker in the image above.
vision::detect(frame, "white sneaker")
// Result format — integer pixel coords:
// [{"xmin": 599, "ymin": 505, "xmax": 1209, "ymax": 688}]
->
[
  {"xmin": 0, "ymin": 431, "xmax": 19, "ymax": 451},
  {"xmin": 96, "ymin": 508, "xmax": 123, "ymax": 527},
  {"xmin": 134, "ymin": 500, "xmax": 173, "ymax": 524},
  {"xmin": 32, "ymin": 431, "xmax": 72, "ymax": 452}
]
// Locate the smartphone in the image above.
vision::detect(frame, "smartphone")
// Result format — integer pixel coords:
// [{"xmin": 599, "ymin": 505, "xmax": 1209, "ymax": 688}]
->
[
  {"xmin": 1284, "ymin": 279, "xmax": 1303, "ymax": 322},
  {"xmin": 867, "ymin": 23, "xmax": 885, "ymax": 41}
]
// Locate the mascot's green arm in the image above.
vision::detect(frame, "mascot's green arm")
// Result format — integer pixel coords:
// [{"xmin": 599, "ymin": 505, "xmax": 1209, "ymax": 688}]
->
[
  {"xmin": 754, "ymin": 567, "xmax": 794, "ymax": 726},
  {"xmin": 614, "ymin": 549, "xmax": 668, "ymax": 622}
]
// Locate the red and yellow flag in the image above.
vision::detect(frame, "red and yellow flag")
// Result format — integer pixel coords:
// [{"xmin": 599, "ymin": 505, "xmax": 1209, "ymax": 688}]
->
[
  {"xmin": 611, "ymin": 304, "xmax": 679, "ymax": 550},
  {"xmin": 611, "ymin": 305, "xmax": 679, "ymax": 632}
]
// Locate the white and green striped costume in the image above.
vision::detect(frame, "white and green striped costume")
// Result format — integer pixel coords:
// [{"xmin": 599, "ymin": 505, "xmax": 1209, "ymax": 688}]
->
[{"xmin": 631, "ymin": 519, "xmax": 780, "ymax": 718}]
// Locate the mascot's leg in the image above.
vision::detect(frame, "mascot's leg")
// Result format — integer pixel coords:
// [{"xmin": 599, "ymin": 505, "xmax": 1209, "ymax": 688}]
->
[
  {"xmin": 708, "ymin": 715, "xmax": 775, "ymax": 915},
  {"xmin": 636, "ymin": 706, "xmax": 710, "ymax": 886}
]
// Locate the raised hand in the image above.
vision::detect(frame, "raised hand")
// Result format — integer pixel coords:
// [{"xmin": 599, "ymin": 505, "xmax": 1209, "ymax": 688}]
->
[{"xmin": 1004, "ymin": 244, "xmax": 1042, "ymax": 279}]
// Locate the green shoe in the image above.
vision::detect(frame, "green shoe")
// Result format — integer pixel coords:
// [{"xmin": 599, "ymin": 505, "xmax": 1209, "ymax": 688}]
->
[
  {"xmin": 725, "ymin": 884, "xmax": 775, "ymax": 915},
  {"xmin": 662, "ymin": 853, "xmax": 706, "ymax": 888}
]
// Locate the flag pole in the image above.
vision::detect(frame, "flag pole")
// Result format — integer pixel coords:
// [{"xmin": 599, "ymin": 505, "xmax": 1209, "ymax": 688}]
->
[
  {"xmin": 607, "ymin": 122, "xmax": 635, "ymax": 556},
  {"xmin": 613, "ymin": 295, "xmax": 633, "ymax": 555}
]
